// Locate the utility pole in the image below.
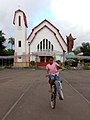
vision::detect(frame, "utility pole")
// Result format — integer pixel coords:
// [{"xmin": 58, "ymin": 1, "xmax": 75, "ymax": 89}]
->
[{"xmin": 28, "ymin": 42, "xmax": 30, "ymax": 67}]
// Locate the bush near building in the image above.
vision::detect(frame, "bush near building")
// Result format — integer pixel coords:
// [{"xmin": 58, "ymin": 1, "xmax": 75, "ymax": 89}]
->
[{"xmin": 83, "ymin": 63, "xmax": 90, "ymax": 70}]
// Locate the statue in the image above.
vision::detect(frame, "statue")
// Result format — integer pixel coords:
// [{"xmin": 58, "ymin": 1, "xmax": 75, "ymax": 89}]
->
[{"xmin": 66, "ymin": 33, "xmax": 76, "ymax": 52}]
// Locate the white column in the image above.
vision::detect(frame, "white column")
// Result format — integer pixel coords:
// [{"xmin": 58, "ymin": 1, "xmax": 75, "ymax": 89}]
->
[{"xmin": 50, "ymin": 43, "xmax": 52, "ymax": 51}]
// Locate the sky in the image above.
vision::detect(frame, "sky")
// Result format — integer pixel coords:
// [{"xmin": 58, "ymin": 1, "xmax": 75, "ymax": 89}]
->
[{"xmin": 0, "ymin": 0, "xmax": 90, "ymax": 49}]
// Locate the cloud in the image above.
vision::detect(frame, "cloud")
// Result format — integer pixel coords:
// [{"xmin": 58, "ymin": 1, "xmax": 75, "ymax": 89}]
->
[
  {"xmin": 0, "ymin": 0, "xmax": 90, "ymax": 49},
  {"xmin": 50, "ymin": 0, "xmax": 90, "ymax": 48},
  {"xmin": 50, "ymin": 0, "xmax": 90, "ymax": 25},
  {"xmin": 0, "ymin": 0, "xmax": 52, "ymax": 36}
]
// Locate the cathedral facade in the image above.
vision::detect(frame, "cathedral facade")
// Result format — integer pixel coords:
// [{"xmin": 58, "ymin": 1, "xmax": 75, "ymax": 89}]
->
[{"xmin": 13, "ymin": 9, "xmax": 67, "ymax": 67}]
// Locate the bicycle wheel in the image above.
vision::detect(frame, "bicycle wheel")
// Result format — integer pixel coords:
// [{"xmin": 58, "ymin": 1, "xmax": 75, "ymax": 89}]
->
[
  {"xmin": 58, "ymin": 89, "xmax": 64, "ymax": 100},
  {"xmin": 55, "ymin": 81, "xmax": 64, "ymax": 100},
  {"xmin": 50, "ymin": 92, "xmax": 56, "ymax": 109}
]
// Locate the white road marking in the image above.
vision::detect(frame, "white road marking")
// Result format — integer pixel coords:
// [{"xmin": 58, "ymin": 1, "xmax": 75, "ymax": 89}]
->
[
  {"xmin": 61, "ymin": 77, "xmax": 90, "ymax": 105},
  {"xmin": 1, "ymin": 84, "xmax": 31, "ymax": 120}
]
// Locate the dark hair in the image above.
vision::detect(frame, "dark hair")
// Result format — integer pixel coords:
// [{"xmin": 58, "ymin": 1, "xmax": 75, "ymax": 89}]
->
[{"xmin": 49, "ymin": 56, "xmax": 54, "ymax": 60}]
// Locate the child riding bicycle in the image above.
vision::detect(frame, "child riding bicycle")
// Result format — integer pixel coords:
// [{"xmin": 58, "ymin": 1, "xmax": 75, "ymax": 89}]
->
[{"xmin": 46, "ymin": 56, "xmax": 64, "ymax": 93}]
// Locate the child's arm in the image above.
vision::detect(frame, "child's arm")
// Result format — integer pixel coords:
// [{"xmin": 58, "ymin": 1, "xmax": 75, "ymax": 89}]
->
[
  {"xmin": 55, "ymin": 62, "xmax": 65, "ymax": 70},
  {"xmin": 46, "ymin": 69, "xmax": 49, "ymax": 77},
  {"xmin": 58, "ymin": 65, "xmax": 65, "ymax": 70},
  {"xmin": 46, "ymin": 65, "xmax": 49, "ymax": 77}
]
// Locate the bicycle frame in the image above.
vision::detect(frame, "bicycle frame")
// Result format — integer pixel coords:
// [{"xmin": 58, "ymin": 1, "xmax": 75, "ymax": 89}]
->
[
  {"xmin": 55, "ymin": 80, "xmax": 64, "ymax": 100},
  {"xmin": 50, "ymin": 84, "xmax": 56, "ymax": 109},
  {"xmin": 50, "ymin": 76, "xmax": 64, "ymax": 109}
]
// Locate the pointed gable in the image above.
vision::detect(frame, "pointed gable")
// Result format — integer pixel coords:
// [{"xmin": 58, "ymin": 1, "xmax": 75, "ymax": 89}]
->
[
  {"xmin": 27, "ymin": 19, "xmax": 67, "ymax": 51},
  {"xmin": 13, "ymin": 9, "xmax": 28, "ymax": 28}
]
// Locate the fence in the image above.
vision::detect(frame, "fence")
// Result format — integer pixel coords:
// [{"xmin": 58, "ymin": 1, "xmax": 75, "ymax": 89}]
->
[
  {"xmin": 0, "ymin": 56, "xmax": 14, "ymax": 67},
  {"xmin": 0, "ymin": 54, "xmax": 90, "ymax": 68}
]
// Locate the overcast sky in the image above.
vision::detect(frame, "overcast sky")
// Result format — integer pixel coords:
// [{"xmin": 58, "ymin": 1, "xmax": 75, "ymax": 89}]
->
[{"xmin": 0, "ymin": 0, "xmax": 90, "ymax": 49}]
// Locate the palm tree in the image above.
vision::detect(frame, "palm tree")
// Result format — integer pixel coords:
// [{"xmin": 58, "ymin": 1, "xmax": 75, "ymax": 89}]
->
[{"xmin": 8, "ymin": 37, "xmax": 15, "ymax": 50}]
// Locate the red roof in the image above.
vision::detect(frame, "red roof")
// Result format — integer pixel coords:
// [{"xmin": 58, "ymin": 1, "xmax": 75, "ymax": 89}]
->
[{"xmin": 13, "ymin": 9, "xmax": 28, "ymax": 28}]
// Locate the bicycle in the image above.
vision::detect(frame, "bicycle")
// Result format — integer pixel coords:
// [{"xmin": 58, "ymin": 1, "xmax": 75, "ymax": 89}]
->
[{"xmin": 50, "ymin": 74, "xmax": 64, "ymax": 109}]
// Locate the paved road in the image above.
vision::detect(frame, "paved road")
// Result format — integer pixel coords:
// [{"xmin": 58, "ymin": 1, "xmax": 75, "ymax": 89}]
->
[
  {"xmin": 0, "ymin": 69, "xmax": 90, "ymax": 120},
  {"xmin": 61, "ymin": 70, "xmax": 90, "ymax": 102}
]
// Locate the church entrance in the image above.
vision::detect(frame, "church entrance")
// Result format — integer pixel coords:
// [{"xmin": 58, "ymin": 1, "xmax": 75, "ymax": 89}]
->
[
  {"xmin": 39, "ymin": 56, "xmax": 45, "ymax": 62},
  {"xmin": 33, "ymin": 51, "xmax": 55, "ymax": 66},
  {"xmin": 38, "ymin": 56, "xmax": 52, "ymax": 66},
  {"xmin": 46, "ymin": 56, "xmax": 51, "ymax": 62},
  {"xmin": 39, "ymin": 56, "xmax": 51, "ymax": 62}
]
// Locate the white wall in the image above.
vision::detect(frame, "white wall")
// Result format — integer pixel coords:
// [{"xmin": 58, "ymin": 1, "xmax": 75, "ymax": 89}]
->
[
  {"xmin": 29, "ymin": 27, "xmax": 63, "ymax": 53},
  {"xmin": 14, "ymin": 12, "xmax": 27, "ymax": 62},
  {"xmin": 28, "ymin": 21, "xmax": 67, "ymax": 52},
  {"xmin": 15, "ymin": 13, "xmax": 27, "ymax": 53}
]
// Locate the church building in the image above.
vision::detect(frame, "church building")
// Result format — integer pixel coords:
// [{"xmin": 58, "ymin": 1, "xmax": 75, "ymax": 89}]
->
[{"xmin": 13, "ymin": 9, "xmax": 67, "ymax": 67}]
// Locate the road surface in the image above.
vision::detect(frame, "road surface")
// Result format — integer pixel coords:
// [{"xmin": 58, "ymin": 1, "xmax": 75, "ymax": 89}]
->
[{"xmin": 0, "ymin": 69, "xmax": 90, "ymax": 120}]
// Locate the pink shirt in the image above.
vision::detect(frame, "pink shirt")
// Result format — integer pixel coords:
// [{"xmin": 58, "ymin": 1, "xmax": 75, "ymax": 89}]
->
[{"xmin": 46, "ymin": 62, "xmax": 59, "ymax": 75}]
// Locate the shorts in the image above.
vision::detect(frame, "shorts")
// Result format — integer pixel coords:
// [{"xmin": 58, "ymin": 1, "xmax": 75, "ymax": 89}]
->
[{"xmin": 48, "ymin": 74, "xmax": 62, "ymax": 84}]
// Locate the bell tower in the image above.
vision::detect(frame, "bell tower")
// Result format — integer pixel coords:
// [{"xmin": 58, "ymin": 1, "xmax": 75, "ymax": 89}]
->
[{"xmin": 13, "ymin": 9, "xmax": 28, "ymax": 67}]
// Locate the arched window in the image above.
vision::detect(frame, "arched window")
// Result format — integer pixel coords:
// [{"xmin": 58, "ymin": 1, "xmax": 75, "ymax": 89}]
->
[
  {"xmin": 37, "ymin": 44, "xmax": 39, "ymax": 51},
  {"xmin": 37, "ymin": 39, "xmax": 54, "ymax": 51},
  {"xmin": 19, "ymin": 16, "xmax": 21, "ymax": 26},
  {"xmin": 40, "ymin": 41, "xmax": 42, "ymax": 51},
  {"xmin": 51, "ymin": 44, "xmax": 54, "ymax": 51},
  {"xmin": 43, "ymin": 39, "xmax": 45, "ymax": 50},
  {"xmin": 18, "ymin": 41, "xmax": 21, "ymax": 47},
  {"xmin": 49, "ymin": 41, "xmax": 51, "ymax": 50},
  {"xmin": 46, "ymin": 39, "xmax": 48, "ymax": 50}
]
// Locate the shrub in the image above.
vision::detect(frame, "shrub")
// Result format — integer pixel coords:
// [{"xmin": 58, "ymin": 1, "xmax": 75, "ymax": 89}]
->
[
  {"xmin": 30, "ymin": 61, "xmax": 36, "ymax": 66},
  {"xmin": 83, "ymin": 63, "xmax": 90, "ymax": 70}
]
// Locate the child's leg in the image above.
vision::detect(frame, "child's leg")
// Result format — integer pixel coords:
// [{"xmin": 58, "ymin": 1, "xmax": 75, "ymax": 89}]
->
[
  {"xmin": 50, "ymin": 77, "xmax": 54, "ymax": 89},
  {"xmin": 48, "ymin": 74, "xmax": 54, "ymax": 92}
]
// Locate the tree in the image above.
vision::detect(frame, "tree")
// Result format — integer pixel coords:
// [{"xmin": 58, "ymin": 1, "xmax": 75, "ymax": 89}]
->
[
  {"xmin": 80, "ymin": 42, "xmax": 90, "ymax": 56},
  {"xmin": 73, "ymin": 46, "xmax": 81, "ymax": 55},
  {"xmin": 8, "ymin": 37, "xmax": 15, "ymax": 50},
  {"xmin": 73, "ymin": 42, "xmax": 90, "ymax": 56},
  {"xmin": 0, "ymin": 30, "xmax": 6, "ymax": 55},
  {"xmin": 2, "ymin": 49, "xmax": 14, "ymax": 55}
]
